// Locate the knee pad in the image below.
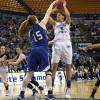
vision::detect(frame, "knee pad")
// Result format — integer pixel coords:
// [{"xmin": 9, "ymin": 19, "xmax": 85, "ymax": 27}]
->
[{"xmin": 46, "ymin": 69, "xmax": 52, "ymax": 76}]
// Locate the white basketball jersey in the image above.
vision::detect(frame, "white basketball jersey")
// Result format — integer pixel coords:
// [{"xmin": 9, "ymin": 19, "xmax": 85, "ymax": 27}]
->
[{"xmin": 54, "ymin": 22, "xmax": 71, "ymax": 42}]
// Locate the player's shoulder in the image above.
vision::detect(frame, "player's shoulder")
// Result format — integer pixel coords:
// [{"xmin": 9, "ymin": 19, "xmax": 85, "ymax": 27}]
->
[{"xmin": 39, "ymin": 21, "xmax": 46, "ymax": 30}]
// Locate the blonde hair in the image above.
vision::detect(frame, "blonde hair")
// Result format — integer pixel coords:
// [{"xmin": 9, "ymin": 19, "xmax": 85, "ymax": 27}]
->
[{"xmin": 27, "ymin": 15, "xmax": 37, "ymax": 25}]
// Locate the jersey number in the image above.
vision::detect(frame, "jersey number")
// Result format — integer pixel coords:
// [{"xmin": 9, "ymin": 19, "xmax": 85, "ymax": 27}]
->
[{"xmin": 33, "ymin": 31, "xmax": 43, "ymax": 42}]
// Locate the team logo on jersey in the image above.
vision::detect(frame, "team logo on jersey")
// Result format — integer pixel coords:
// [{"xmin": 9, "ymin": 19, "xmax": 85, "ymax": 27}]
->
[{"xmin": 67, "ymin": 45, "xmax": 71, "ymax": 48}]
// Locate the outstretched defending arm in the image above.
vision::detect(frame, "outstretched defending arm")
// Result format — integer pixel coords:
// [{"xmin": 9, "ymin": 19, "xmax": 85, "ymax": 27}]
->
[
  {"xmin": 48, "ymin": 17, "xmax": 56, "ymax": 27},
  {"xmin": 40, "ymin": 1, "xmax": 57, "ymax": 28},
  {"xmin": 48, "ymin": 7, "xmax": 58, "ymax": 26},
  {"xmin": 63, "ymin": 1, "xmax": 71, "ymax": 25}
]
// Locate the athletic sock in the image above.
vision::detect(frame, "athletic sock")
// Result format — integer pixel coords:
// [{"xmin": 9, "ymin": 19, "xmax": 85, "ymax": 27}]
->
[
  {"xmin": 48, "ymin": 90, "xmax": 53, "ymax": 95},
  {"xmin": 66, "ymin": 80, "xmax": 71, "ymax": 88}
]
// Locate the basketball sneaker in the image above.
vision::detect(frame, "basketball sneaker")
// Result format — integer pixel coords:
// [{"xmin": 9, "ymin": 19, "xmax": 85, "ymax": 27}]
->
[
  {"xmin": 45, "ymin": 94, "xmax": 56, "ymax": 100},
  {"xmin": 5, "ymin": 90, "xmax": 9, "ymax": 96},
  {"xmin": 17, "ymin": 94, "xmax": 25, "ymax": 100},
  {"xmin": 45, "ymin": 90, "xmax": 55, "ymax": 100},
  {"xmin": 65, "ymin": 88, "xmax": 71, "ymax": 99}
]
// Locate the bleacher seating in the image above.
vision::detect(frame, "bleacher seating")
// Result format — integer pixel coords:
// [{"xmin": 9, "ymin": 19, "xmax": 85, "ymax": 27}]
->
[
  {"xmin": 0, "ymin": 0, "xmax": 100, "ymax": 14},
  {"xmin": 0, "ymin": 0, "xmax": 26, "ymax": 12}
]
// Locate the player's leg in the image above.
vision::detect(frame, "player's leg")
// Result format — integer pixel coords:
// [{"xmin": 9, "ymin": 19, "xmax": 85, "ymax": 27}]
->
[
  {"xmin": 45, "ymin": 68, "xmax": 56, "ymax": 99},
  {"xmin": 24, "ymin": 72, "xmax": 43, "ymax": 96},
  {"xmin": 51, "ymin": 45, "xmax": 61, "ymax": 86},
  {"xmin": 26, "ymin": 49, "xmax": 40, "ymax": 97},
  {"xmin": 51, "ymin": 63, "xmax": 58, "ymax": 86},
  {"xmin": 89, "ymin": 79, "xmax": 100, "ymax": 100},
  {"xmin": 23, "ymin": 72, "xmax": 38, "ymax": 96},
  {"xmin": 18, "ymin": 48, "xmax": 43, "ymax": 99},
  {"xmin": 27, "ymin": 76, "xmax": 44, "ymax": 96},
  {"xmin": 63, "ymin": 43, "xmax": 73, "ymax": 98},
  {"xmin": 65, "ymin": 64, "xmax": 72, "ymax": 98},
  {"xmin": 39, "ymin": 47, "xmax": 55, "ymax": 99},
  {"xmin": 2, "ymin": 71, "xmax": 9, "ymax": 96},
  {"xmin": 18, "ymin": 71, "xmax": 33, "ymax": 100},
  {"xmin": 3, "ymin": 82, "xmax": 9, "ymax": 96}
]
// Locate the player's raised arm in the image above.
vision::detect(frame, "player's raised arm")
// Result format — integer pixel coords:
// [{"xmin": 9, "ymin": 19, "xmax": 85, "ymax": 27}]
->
[
  {"xmin": 63, "ymin": 1, "xmax": 71, "ymax": 24},
  {"xmin": 40, "ymin": 0, "xmax": 57, "ymax": 28},
  {"xmin": 48, "ymin": 17, "xmax": 56, "ymax": 27}
]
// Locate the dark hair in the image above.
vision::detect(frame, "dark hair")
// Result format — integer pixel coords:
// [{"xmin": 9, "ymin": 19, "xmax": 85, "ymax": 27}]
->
[
  {"xmin": 62, "ymin": 13, "xmax": 66, "ymax": 20},
  {"xmin": 57, "ymin": 13, "xmax": 66, "ymax": 21}
]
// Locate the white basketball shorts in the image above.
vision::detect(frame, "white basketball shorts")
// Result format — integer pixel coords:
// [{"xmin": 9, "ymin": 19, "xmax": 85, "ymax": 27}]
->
[{"xmin": 51, "ymin": 42, "xmax": 72, "ymax": 64}]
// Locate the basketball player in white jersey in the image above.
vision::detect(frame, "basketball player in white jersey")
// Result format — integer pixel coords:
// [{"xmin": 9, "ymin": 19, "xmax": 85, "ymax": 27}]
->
[
  {"xmin": 0, "ymin": 45, "xmax": 9, "ymax": 96},
  {"xmin": 48, "ymin": 1, "xmax": 73, "ymax": 98}
]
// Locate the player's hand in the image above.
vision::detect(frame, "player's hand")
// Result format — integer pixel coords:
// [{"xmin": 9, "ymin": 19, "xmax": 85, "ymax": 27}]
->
[
  {"xmin": 52, "ymin": 6, "xmax": 58, "ymax": 13},
  {"xmin": 50, "ymin": 0, "xmax": 58, "ymax": 8},
  {"xmin": 63, "ymin": 0, "xmax": 67, "ymax": 7},
  {"xmin": 48, "ymin": 40, "xmax": 54, "ymax": 45}
]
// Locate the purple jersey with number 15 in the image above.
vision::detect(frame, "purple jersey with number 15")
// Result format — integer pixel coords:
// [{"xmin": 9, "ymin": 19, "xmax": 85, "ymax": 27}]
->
[{"xmin": 29, "ymin": 24, "xmax": 48, "ymax": 48}]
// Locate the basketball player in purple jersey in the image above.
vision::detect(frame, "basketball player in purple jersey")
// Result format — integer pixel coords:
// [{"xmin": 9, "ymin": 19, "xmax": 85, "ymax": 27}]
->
[{"xmin": 17, "ymin": 1, "xmax": 57, "ymax": 100}]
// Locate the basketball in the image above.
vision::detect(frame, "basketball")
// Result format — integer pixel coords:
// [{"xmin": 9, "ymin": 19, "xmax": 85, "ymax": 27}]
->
[{"xmin": 56, "ymin": 0, "xmax": 65, "ymax": 9}]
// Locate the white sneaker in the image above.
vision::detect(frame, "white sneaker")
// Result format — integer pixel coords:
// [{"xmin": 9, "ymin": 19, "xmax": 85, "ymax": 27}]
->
[
  {"xmin": 65, "ymin": 88, "xmax": 71, "ymax": 99},
  {"xmin": 5, "ymin": 90, "xmax": 9, "ymax": 96}
]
